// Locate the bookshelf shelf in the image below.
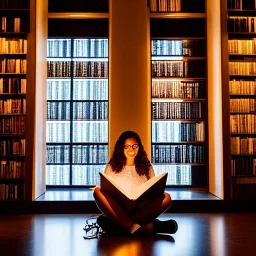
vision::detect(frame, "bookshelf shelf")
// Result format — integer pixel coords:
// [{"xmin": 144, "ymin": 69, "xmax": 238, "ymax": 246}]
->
[
  {"xmin": 152, "ymin": 77, "xmax": 206, "ymax": 81},
  {"xmin": 150, "ymin": 13, "xmax": 206, "ymax": 19},
  {"xmin": 152, "ymin": 119, "xmax": 205, "ymax": 122},
  {"xmin": 152, "ymin": 98, "xmax": 206, "ymax": 102},
  {"xmin": 230, "ymin": 112, "xmax": 256, "ymax": 114},
  {"xmin": 151, "ymin": 56, "xmax": 206, "ymax": 60},
  {"xmin": 0, "ymin": 9, "xmax": 29, "ymax": 11},
  {"xmin": 0, "ymin": 114, "xmax": 26, "ymax": 116},
  {"xmin": 150, "ymin": 0, "xmax": 207, "ymax": 188},
  {"xmin": 153, "ymin": 163, "xmax": 207, "ymax": 166},
  {"xmin": 232, "ymin": 175, "xmax": 256, "ymax": 179},
  {"xmin": 152, "ymin": 141, "xmax": 206, "ymax": 145},
  {"xmin": 0, "ymin": 32, "xmax": 27, "ymax": 35},
  {"xmin": 46, "ymin": 142, "xmax": 108, "ymax": 146},
  {"xmin": 230, "ymin": 95, "xmax": 256, "ymax": 98},
  {"xmin": 231, "ymin": 133, "xmax": 256, "ymax": 136}
]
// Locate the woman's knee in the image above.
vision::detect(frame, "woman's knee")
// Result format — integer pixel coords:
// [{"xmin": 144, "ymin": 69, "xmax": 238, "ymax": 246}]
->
[
  {"xmin": 163, "ymin": 192, "xmax": 172, "ymax": 208},
  {"xmin": 93, "ymin": 186, "xmax": 101, "ymax": 200}
]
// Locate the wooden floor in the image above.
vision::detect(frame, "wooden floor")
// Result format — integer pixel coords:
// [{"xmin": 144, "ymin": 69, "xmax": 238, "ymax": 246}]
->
[{"xmin": 1, "ymin": 213, "xmax": 256, "ymax": 256}]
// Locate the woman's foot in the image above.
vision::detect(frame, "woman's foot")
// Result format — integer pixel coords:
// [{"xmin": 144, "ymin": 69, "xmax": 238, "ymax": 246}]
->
[{"xmin": 153, "ymin": 219, "xmax": 178, "ymax": 234}]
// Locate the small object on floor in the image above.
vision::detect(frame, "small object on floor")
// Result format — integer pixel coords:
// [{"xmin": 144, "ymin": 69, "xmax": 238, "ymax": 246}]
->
[
  {"xmin": 153, "ymin": 219, "xmax": 178, "ymax": 234},
  {"xmin": 83, "ymin": 216, "xmax": 104, "ymax": 239}
]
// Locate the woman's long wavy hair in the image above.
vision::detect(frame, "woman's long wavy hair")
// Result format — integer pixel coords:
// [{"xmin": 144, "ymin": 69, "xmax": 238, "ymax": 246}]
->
[{"xmin": 108, "ymin": 130, "xmax": 152, "ymax": 178}]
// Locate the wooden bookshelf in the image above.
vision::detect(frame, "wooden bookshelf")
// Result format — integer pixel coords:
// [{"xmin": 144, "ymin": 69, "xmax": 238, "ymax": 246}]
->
[
  {"xmin": 0, "ymin": 0, "xmax": 47, "ymax": 200},
  {"xmin": 149, "ymin": 0, "xmax": 208, "ymax": 188},
  {"xmin": 47, "ymin": 0, "xmax": 109, "ymax": 186},
  {"xmin": 223, "ymin": 0, "xmax": 256, "ymax": 199},
  {"xmin": 0, "ymin": 0, "xmax": 29, "ymax": 200}
]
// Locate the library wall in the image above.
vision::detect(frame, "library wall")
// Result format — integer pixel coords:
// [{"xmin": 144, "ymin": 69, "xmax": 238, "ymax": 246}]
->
[{"xmin": 109, "ymin": 0, "xmax": 151, "ymax": 157}]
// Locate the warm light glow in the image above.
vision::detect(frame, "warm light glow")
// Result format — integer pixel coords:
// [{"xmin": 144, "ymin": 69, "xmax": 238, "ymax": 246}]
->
[
  {"xmin": 152, "ymin": 56, "xmax": 184, "ymax": 61},
  {"xmin": 151, "ymin": 98, "xmax": 186, "ymax": 103}
]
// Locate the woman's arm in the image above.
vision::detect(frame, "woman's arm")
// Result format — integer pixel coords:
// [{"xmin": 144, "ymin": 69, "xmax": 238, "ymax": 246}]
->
[{"xmin": 149, "ymin": 165, "xmax": 155, "ymax": 179}]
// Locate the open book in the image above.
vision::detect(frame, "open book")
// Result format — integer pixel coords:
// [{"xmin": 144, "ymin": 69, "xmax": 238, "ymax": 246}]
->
[{"xmin": 99, "ymin": 172, "xmax": 168, "ymax": 211}]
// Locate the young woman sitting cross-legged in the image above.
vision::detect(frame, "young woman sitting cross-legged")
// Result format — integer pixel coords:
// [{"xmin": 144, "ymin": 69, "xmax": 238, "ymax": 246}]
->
[{"xmin": 93, "ymin": 130, "xmax": 178, "ymax": 236}]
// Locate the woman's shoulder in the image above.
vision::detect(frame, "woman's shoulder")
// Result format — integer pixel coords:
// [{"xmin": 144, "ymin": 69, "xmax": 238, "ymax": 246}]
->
[{"xmin": 104, "ymin": 164, "xmax": 113, "ymax": 175}]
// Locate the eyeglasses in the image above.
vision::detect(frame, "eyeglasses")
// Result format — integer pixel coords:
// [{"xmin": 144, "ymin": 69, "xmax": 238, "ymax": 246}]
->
[{"xmin": 124, "ymin": 144, "xmax": 139, "ymax": 150}]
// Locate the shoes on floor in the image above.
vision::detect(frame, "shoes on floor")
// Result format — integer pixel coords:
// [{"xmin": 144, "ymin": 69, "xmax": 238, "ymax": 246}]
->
[
  {"xmin": 153, "ymin": 219, "xmax": 178, "ymax": 234},
  {"xmin": 96, "ymin": 214, "xmax": 128, "ymax": 236}
]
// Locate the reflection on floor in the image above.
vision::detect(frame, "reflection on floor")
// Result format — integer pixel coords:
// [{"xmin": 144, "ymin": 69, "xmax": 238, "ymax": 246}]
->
[
  {"xmin": 36, "ymin": 188, "xmax": 219, "ymax": 201},
  {"xmin": 0, "ymin": 213, "xmax": 255, "ymax": 256}
]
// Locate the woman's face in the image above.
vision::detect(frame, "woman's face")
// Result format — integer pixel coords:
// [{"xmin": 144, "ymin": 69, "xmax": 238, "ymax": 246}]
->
[{"xmin": 123, "ymin": 137, "xmax": 139, "ymax": 160}]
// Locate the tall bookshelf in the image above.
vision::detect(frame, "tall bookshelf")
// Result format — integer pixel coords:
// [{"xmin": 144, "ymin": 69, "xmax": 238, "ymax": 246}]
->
[
  {"xmin": 226, "ymin": 0, "xmax": 256, "ymax": 199},
  {"xmin": 149, "ymin": 0, "xmax": 208, "ymax": 188},
  {"xmin": 0, "ymin": 0, "xmax": 30, "ymax": 200},
  {"xmin": 46, "ymin": 38, "xmax": 109, "ymax": 186},
  {"xmin": 47, "ymin": 0, "xmax": 109, "ymax": 187}
]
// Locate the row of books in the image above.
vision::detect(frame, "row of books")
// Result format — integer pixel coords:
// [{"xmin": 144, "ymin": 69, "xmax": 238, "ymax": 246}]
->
[
  {"xmin": 227, "ymin": 17, "xmax": 256, "ymax": 33},
  {"xmin": 150, "ymin": 0, "xmax": 181, "ymax": 12},
  {"xmin": 154, "ymin": 165, "xmax": 191, "ymax": 185},
  {"xmin": 72, "ymin": 145, "xmax": 108, "ymax": 164},
  {"xmin": 229, "ymin": 62, "xmax": 256, "ymax": 76},
  {"xmin": 228, "ymin": 39, "xmax": 256, "ymax": 55},
  {"xmin": 152, "ymin": 61, "xmax": 188, "ymax": 77},
  {"xmin": 0, "ymin": 78, "xmax": 26, "ymax": 94},
  {"xmin": 0, "ymin": 99, "xmax": 26, "ymax": 114},
  {"xmin": 47, "ymin": 101, "xmax": 108, "ymax": 120},
  {"xmin": 152, "ymin": 144, "xmax": 205, "ymax": 163},
  {"xmin": 0, "ymin": 38, "xmax": 27, "ymax": 54},
  {"xmin": 73, "ymin": 101, "xmax": 108, "ymax": 120},
  {"xmin": 46, "ymin": 165, "xmax": 105, "ymax": 186},
  {"xmin": 45, "ymin": 164, "xmax": 198, "ymax": 186},
  {"xmin": 0, "ymin": 58, "xmax": 26, "ymax": 73},
  {"xmin": 152, "ymin": 102, "xmax": 203, "ymax": 119},
  {"xmin": 0, "ymin": 0, "xmax": 29, "ymax": 9},
  {"xmin": 228, "ymin": 0, "xmax": 256, "ymax": 10},
  {"xmin": 152, "ymin": 80, "xmax": 204, "ymax": 99},
  {"xmin": 151, "ymin": 39, "xmax": 204, "ymax": 57},
  {"xmin": 229, "ymin": 80, "xmax": 256, "ymax": 95},
  {"xmin": 0, "ymin": 116, "xmax": 25, "ymax": 134},
  {"xmin": 71, "ymin": 165, "xmax": 102, "ymax": 186},
  {"xmin": 232, "ymin": 183, "xmax": 256, "ymax": 200},
  {"xmin": 152, "ymin": 60, "xmax": 205, "ymax": 78},
  {"xmin": 0, "ymin": 139, "xmax": 25, "ymax": 157},
  {"xmin": 230, "ymin": 99, "xmax": 256, "ymax": 112},
  {"xmin": 46, "ymin": 121, "xmax": 108, "ymax": 143},
  {"xmin": 47, "ymin": 145, "xmax": 69, "ymax": 164},
  {"xmin": 152, "ymin": 121, "xmax": 205, "ymax": 142},
  {"xmin": 47, "ymin": 80, "xmax": 108, "ymax": 100},
  {"xmin": 46, "ymin": 145, "xmax": 108, "ymax": 164},
  {"xmin": 47, "ymin": 39, "xmax": 108, "ymax": 58},
  {"xmin": 230, "ymin": 114, "xmax": 256, "ymax": 133},
  {"xmin": 0, "ymin": 184, "xmax": 24, "ymax": 200},
  {"xmin": 47, "ymin": 61, "xmax": 108, "ymax": 78},
  {"xmin": 231, "ymin": 158, "xmax": 256, "ymax": 176},
  {"xmin": 0, "ymin": 160, "xmax": 25, "ymax": 178},
  {"xmin": 47, "ymin": 102, "xmax": 70, "ymax": 120},
  {"xmin": 1, "ymin": 17, "xmax": 21, "ymax": 33},
  {"xmin": 231, "ymin": 137, "xmax": 256, "ymax": 154}
]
